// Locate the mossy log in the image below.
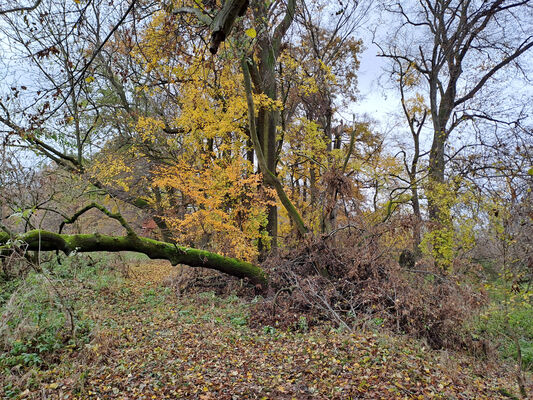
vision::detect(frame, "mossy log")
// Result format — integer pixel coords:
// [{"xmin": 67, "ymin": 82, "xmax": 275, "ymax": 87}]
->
[{"xmin": 0, "ymin": 230, "xmax": 268, "ymax": 286}]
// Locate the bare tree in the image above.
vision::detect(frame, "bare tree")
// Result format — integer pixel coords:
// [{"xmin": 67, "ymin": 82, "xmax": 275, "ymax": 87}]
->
[
  {"xmin": 0, "ymin": 0, "xmax": 169, "ymax": 226},
  {"xmin": 387, "ymin": 60, "xmax": 429, "ymax": 254},
  {"xmin": 378, "ymin": 0, "xmax": 533, "ymax": 221}
]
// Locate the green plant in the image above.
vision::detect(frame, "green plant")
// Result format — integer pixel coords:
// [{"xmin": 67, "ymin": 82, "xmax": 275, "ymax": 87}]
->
[
  {"xmin": 230, "ymin": 315, "xmax": 247, "ymax": 327},
  {"xmin": 470, "ymin": 281, "xmax": 533, "ymax": 370},
  {"xmin": 140, "ymin": 287, "xmax": 170, "ymax": 306},
  {"xmin": 0, "ymin": 254, "xmax": 120, "ymax": 373},
  {"xmin": 263, "ymin": 325, "xmax": 276, "ymax": 334},
  {"xmin": 298, "ymin": 316, "xmax": 309, "ymax": 333}
]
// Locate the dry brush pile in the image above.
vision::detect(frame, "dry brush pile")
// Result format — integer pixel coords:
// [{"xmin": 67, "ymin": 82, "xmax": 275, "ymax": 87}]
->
[{"xmin": 249, "ymin": 223, "xmax": 486, "ymax": 351}]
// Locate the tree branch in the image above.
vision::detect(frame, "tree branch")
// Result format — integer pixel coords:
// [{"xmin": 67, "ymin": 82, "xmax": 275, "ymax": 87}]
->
[
  {"xmin": 173, "ymin": 6, "xmax": 213, "ymax": 25},
  {"xmin": 0, "ymin": 0, "xmax": 41, "ymax": 14},
  {"xmin": 59, "ymin": 202, "xmax": 136, "ymax": 237},
  {"xmin": 0, "ymin": 230, "xmax": 268, "ymax": 286},
  {"xmin": 454, "ymin": 37, "xmax": 533, "ymax": 106},
  {"xmin": 209, "ymin": 0, "xmax": 249, "ymax": 54},
  {"xmin": 272, "ymin": 0, "xmax": 296, "ymax": 56}
]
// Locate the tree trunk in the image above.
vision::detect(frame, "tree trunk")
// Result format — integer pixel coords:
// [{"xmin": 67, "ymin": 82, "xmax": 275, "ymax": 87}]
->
[
  {"xmin": 428, "ymin": 123, "xmax": 447, "ymax": 221},
  {"xmin": 411, "ymin": 183, "xmax": 422, "ymax": 258},
  {"xmin": 257, "ymin": 49, "xmax": 280, "ymax": 247},
  {"xmin": 242, "ymin": 59, "xmax": 308, "ymax": 238},
  {"xmin": 250, "ymin": 0, "xmax": 296, "ymax": 247},
  {"xmin": 0, "ymin": 230, "xmax": 268, "ymax": 286}
]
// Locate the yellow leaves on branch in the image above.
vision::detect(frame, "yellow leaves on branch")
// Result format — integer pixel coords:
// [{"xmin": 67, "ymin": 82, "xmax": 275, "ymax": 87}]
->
[
  {"xmin": 131, "ymin": 10, "xmax": 187, "ymax": 76},
  {"xmin": 88, "ymin": 153, "xmax": 133, "ymax": 192},
  {"xmin": 135, "ymin": 116, "xmax": 166, "ymax": 143},
  {"xmin": 421, "ymin": 178, "xmax": 479, "ymax": 269},
  {"xmin": 245, "ymin": 28, "xmax": 257, "ymax": 39},
  {"xmin": 279, "ymin": 52, "xmax": 323, "ymax": 96},
  {"xmin": 253, "ymin": 93, "xmax": 283, "ymax": 111},
  {"xmin": 121, "ymin": 13, "xmax": 278, "ymax": 259},
  {"xmin": 401, "ymin": 62, "xmax": 422, "ymax": 87},
  {"xmin": 318, "ymin": 59, "xmax": 337, "ymax": 86},
  {"xmin": 285, "ymin": 118, "xmax": 327, "ymax": 159},
  {"xmin": 175, "ymin": 80, "xmax": 248, "ymax": 146},
  {"xmin": 404, "ymin": 92, "xmax": 428, "ymax": 118},
  {"xmin": 153, "ymin": 159, "xmax": 275, "ymax": 261}
]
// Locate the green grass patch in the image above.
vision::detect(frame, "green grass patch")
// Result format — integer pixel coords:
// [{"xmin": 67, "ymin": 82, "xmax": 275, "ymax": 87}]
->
[{"xmin": 0, "ymin": 254, "xmax": 122, "ymax": 375}]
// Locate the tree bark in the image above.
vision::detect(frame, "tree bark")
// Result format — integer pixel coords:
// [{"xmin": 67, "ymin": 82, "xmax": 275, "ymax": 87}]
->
[
  {"xmin": 242, "ymin": 58, "xmax": 308, "ymax": 237},
  {"xmin": 428, "ymin": 125, "xmax": 447, "ymax": 221},
  {"xmin": 0, "ymin": 230, "xmax": 268, "ymax": 286},
  {"xmin": 249, "ymin": 0, "xmax": 296, "ymax": 246}
]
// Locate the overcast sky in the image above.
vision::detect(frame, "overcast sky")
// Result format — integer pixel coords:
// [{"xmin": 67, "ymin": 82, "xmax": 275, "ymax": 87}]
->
[{"xmin": 351, "ymin": 43, "xmax": 398, "ymax": 118}]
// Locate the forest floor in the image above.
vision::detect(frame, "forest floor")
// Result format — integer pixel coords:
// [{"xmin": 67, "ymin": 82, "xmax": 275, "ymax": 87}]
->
[{"xmin": 10, "ymin": 261, "xmax": 529, "ymax": 399}]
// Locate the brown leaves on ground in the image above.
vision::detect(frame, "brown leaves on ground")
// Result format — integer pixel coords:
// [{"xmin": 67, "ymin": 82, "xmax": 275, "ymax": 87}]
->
[{"xmin": 10, "ymin": 261, "xmax": 526, "ymax": 399}]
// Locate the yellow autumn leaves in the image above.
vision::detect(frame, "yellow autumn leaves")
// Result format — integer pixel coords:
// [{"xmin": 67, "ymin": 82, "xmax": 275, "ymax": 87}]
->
[{"xmin": 153, "ymin": 158, "xmax": 274, "ymax": 261}]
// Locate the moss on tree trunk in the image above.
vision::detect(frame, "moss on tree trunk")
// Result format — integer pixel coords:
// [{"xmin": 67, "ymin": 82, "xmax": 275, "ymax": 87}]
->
[{"xmin": 0, "ymin": 230, "xmax": 268, "ymax": 286}]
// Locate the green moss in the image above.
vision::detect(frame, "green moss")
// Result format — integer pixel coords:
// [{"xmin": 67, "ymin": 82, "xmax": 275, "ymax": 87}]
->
[{"xmin": 0, "ymin": 230, "xmax": 267, "ymax": 286}]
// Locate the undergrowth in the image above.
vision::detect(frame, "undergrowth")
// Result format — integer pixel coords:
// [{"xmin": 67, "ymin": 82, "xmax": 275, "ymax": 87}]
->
[
  {"xmin": 0, "ymin": 253, "xmax": 124, "ymax": 397},
  {"xmin": 469, "ymin": 280, "xmax": 533, "ymax": 371},
  {"xmin": 0, "ymin": 258, "xmax": 527, "ymax": 399}
]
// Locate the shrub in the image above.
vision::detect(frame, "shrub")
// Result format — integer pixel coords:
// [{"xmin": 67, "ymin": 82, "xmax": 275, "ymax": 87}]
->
[{"xmin": 470, "ymin": 281, "xmax": 533, "ymax": 370}]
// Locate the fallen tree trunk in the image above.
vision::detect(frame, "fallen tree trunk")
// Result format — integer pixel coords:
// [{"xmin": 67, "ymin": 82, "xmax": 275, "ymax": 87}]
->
[{"xmin": 0, "ymin": 230, "xmax": 268, "ymax": 286}]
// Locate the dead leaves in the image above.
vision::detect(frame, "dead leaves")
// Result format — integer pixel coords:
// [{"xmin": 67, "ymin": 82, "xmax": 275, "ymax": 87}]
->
[{"xmin": 14, "ymin": 262, "xmax": 525, "ymax": 399}]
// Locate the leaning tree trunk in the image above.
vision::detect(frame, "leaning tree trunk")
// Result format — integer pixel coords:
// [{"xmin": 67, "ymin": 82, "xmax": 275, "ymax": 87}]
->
[
  {"xmin": 0, "ymin": 230, "xmax": 267, "ymax": 286},
  {"xmin": 0, "ymin": 203, "xmax": 267, "ymax": 286},
  {"xmin": 250, "ymin": 0, "xmax": 296, "ymax": 249}
]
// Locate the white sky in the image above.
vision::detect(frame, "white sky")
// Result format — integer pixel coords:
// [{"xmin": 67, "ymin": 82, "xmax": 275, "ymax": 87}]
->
[{"xmin": 351, "ymin": 42, "xmax": 398, "ymax": 118}]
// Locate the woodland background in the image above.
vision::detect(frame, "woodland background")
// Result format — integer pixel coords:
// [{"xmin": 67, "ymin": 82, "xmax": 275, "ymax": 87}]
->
[{"xmin": 0, "ymin": 0, "xmax": 532, "ymax": 398}]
